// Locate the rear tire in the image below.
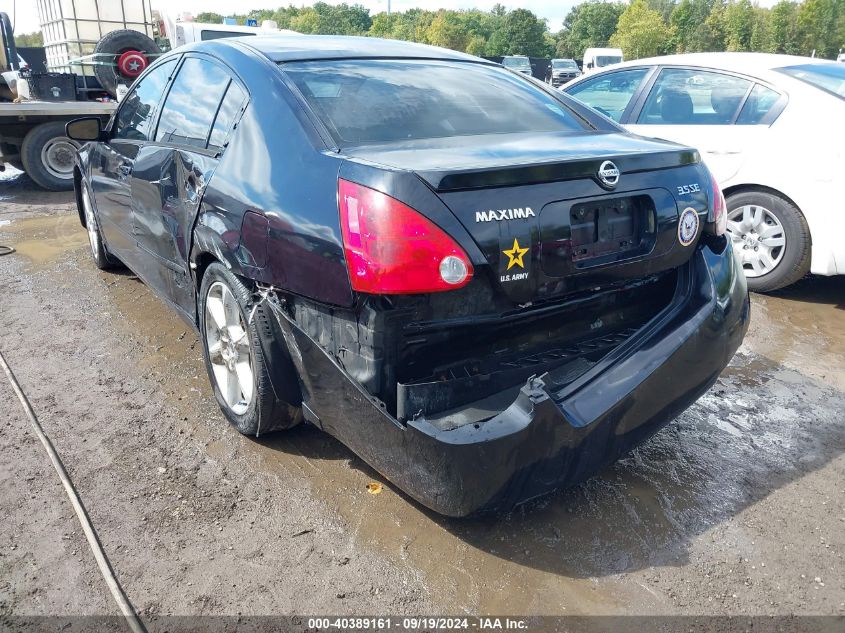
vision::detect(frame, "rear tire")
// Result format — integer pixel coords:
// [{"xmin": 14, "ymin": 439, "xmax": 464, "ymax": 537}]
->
[
  {"xmin": 199, "ymin": 263, "xmax": 302, "ymax": 436},
  {"xmin": 20, "ymin": 122, "xmax": 79, "ymax": 191},
  {"xmin": 725, "ymin": 190, "xmax": 811, "ymax": 292}
]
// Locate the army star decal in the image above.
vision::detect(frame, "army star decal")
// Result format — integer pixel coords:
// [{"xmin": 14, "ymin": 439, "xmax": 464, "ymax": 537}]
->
[{"xmin": 502, "ymin": 238, "xmax": 529, "ymax": 270}]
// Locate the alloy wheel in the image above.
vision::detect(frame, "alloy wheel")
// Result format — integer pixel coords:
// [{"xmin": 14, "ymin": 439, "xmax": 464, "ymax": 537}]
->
[
  {"xmin": 204, "ymin": 281, "xmax": 254, "ymax": 415},
  {"xmin": 82, "ymin": 188, "xmax": 99, "ymax": 260}
]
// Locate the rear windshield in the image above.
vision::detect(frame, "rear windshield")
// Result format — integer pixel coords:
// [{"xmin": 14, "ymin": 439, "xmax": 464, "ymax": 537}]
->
[
  {"xmin": 282, "ymin": 59, "xmax": 586, "ymax": 146},
  {"xmin": 778, "ymin": 63, "xmax": 845, "ymax": 100}
]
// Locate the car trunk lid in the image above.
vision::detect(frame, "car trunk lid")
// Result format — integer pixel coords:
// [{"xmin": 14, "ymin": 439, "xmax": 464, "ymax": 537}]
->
[{"xmin": 343, "ymin": 131, "xmax": 710, "ymax": 304}]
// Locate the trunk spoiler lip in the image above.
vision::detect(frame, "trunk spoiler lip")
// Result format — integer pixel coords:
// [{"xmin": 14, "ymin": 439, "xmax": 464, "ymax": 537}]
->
[
  {"xmin": 421, "ymin": 149, "xmax": 701, "ymax": 192},
  {"xmin": 336, "ymin": 136, "xmax": 700, "ymax": 192}
]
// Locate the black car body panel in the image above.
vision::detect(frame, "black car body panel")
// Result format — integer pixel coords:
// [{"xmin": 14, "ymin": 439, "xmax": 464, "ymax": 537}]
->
[
  {"xmin": 71, "ymin": 35, "xmax": 749, "ymax": 516},
  {"xmin": 275, "ymin": 235, "xmax": 747, "ymax": 516}
]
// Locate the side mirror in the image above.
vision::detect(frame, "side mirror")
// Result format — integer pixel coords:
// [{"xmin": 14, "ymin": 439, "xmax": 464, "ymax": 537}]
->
[
  {"xmin": 586, "ymin": 62, "xmax": 594, "ymax": 69},
  {"xmin": 66, "ymin": 117, "xmax": 103, "ymax": 142}
]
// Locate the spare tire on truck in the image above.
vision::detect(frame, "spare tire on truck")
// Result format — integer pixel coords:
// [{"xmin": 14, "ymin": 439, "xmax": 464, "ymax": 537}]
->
[{"xmin": 93, "ymin": 29, "xmax": 161, "ymax": 97}]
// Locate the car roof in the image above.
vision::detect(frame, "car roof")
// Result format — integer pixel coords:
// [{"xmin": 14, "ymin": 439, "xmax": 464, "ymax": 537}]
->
[
  {"xmin": 598, "ymin": 52, "xmax": 837, "ymax": 78},
  {"xmin": 564, "ymin": 52, "xmax": 844, "ymax": 91},
  {"xmin": 225, "ymin": 34, "xmax": 487, "ymax": 64}
]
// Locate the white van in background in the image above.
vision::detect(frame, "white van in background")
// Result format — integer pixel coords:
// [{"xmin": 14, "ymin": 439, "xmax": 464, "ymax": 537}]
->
[{"xmin": 583, "ymin": 48, "xmax": 624, "ymax": 75}]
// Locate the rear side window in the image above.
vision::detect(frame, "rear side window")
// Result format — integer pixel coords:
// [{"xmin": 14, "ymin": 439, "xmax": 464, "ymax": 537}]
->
[
  {"xmin": 567, "ymin": 68, "xmax": 650, "ymax": 122},
  {"xmin": 282, "ymin": 59, "xmax": 586, "ymax": 146},
  {"xmin": 736, "ymin": 84, "xmax": 781, "ymax": 124},
  {"xmin": 113, "ymin": 58, "xmax": 177, "ymax": 141},
  {"xmin": 638, "ymin": 68, "xmax": 752, "ymax": 125},
  {"xmin": 155, "ymin": 57, "xmax": 231, "ymax": 148},
  {"xmin": 778, "ymin": 63, "xmax": 845, "ymax": 100},
  {"xmin": 208, "ymin": 82, "xmax": 247, "ymax": 153}
]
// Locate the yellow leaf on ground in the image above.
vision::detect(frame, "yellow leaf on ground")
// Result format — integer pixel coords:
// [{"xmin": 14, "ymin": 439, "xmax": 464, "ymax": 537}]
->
[{"xmin": 366, "ymin": 482, "xmax": 383, "ymax": 495}]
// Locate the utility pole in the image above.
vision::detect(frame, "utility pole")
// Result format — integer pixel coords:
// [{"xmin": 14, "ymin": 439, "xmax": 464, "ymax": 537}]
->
[{"xmin": 388, "ymin": 0, "xmax": 391, "ymax": 15}]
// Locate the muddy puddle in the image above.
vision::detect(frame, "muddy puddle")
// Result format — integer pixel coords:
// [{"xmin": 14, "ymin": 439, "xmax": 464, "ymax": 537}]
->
[
  {"xmin": 0, "ymin": 212, "xmax": 87, "ymax": 268},
  {"xmin": 41, "ymin": 243, "xmax": 649, "ymax": 614},
  {"xmin": 27, "ymin": 210, "xmax": 845, "ymax": 615},
  {"xmin": 744, "ymin": 276, "xmax": 845, "ymax": 390}
]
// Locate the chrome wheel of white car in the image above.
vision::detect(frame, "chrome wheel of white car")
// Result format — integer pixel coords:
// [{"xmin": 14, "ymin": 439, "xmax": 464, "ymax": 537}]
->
[
  {"xmin": 726, "ymin": 204, "xmax": 786, "ymax": 278},
  {"xmin": 204, "ymin": 281, "xmax": 254, "ymax": 416}
]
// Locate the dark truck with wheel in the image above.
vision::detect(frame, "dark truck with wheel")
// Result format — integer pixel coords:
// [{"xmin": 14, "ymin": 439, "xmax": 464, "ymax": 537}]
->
[
  {"xmin": 0, "ymin": 11, "xmax": 142, "ymax": 189},
  {"xmin": 0, "ymin": 9, "xmax": 286, "ymax": 190}
]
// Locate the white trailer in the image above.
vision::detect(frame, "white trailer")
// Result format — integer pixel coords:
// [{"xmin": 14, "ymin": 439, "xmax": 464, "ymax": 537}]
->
[
  {"xmin": 1, "ymin": 2, "xmax": 297, "ymax": 190},
  {"xmin": 0, "ymin": 10, "xmax": 118, "ymax": 190}
]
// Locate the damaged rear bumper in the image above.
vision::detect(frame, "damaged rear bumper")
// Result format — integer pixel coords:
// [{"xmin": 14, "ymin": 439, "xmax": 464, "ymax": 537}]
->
[{"xmin": 274, "ymin": 237, "xmax": 749, "ymax": 517}]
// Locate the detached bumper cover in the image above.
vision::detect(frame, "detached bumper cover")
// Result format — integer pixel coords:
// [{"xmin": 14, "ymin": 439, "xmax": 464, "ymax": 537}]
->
[{"xmin": 278, "ymin": 238, "xmax": 749, "ymax": 516}]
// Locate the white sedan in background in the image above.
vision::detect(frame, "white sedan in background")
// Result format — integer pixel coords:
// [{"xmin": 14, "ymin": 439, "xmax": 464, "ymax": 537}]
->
[{"xmin": 563, "ymin": 53, "xmax": 845, "ymax": 291}]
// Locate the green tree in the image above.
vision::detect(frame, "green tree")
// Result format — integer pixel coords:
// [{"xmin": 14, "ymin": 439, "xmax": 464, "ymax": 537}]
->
[
  {"xmin": 702, "ymin": 0, "xmax": 728, "ymax": 51},
  {"xmin": 466, "ymin": 36, "xmax": 488, "ymax": 56},
  {"xmin": 426, "ymin": 11, "xmax": 470, "ymax": 51},
  {"xmin": 750, "ymin": 6, "xmax": 773, "ymax": 51},
  {"xmin": 369, "ymin": 12, "xmax": 399, "ymax": 38},
  {"xmin": 291, "ymin": 9, "xmax": 320, "ymax": 33},
  {"xmin": 610, "ymin": 0, "xmax": 674, "ymax": 58},
  {"xmin": 195, "ymin": 12, "xmax": 224, "ymax": 24},
  {"xmin": 648, "ymin": 0, "xmax": 678, "ymax": 22},
  {"xmin": 670, "ymin": 0, "xmax": 723, "ymax": 51},
  {"xmin": 769, "ymin": 1, "xmax": 801, "ymax": 53},
  {"xmin": 796, "ymin": 0, "xmax": 842, "ymax": 57},
  {"xmin": 489, "ymin": 9, "xmax": 549, "ymax": 56},
  {"xmin": 14, "ymin": 31, "xmax": 44, "ymax": 47},
  {"xmin": 557, "ymin": 2, "xmax": 626, "ymax": 59},
  {"xmin": 722, "ymin": 0, "xmax": 756, "ymax": 51}
]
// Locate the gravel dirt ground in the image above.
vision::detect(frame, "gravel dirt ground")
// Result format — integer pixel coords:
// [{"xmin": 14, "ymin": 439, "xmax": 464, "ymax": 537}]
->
[{"xmin": 1, "ymin": 169, "xmax": 844, "ymax": 625}]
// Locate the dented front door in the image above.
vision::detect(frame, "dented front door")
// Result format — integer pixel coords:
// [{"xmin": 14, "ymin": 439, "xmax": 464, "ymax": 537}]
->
[{"xmin": 130, "ymin": 146, "xmax": 217, "ymax": 316}]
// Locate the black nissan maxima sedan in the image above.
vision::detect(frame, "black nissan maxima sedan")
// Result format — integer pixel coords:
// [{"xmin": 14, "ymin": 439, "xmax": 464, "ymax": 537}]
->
[{"xmin": 67, "ymin": 35, "xmax": 749, "ymax": 517}]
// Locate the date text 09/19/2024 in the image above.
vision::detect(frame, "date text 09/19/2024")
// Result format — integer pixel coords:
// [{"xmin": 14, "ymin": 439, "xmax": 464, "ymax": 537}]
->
[{"xmin": 306, "ymin": 617, "xmax": 529, "ymax": 630}]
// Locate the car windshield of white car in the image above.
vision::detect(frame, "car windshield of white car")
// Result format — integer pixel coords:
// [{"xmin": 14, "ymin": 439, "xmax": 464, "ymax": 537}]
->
[
  {"xmin": 503, "ymin": 58, "xmax": 531, "ymax": 70},
  {"xmin": 596, "ymin": 56, "xmax": 622, "ymax": 67},
  {"xmin": 778, "ymin": 63, "xmax": 845, "ymax": 100},
  {"xmin": 282, "ymin": 59, "xmax": 587, "ymax": 145}
]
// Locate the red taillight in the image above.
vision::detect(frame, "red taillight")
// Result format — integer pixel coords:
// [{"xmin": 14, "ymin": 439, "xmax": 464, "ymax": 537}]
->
[
  {"xmin": 708, "ymin": 171, "xmax": 727, "ymax": 236},
  {"xmin": 338, "ymin": 179, "xmax": 474, "ymax": 294}
]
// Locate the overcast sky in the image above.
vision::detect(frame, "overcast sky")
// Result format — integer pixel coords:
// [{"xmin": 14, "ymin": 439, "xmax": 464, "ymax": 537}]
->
[{"xmin": 2, "ymin": 0, "xmax": 782, "ymax": 36}]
